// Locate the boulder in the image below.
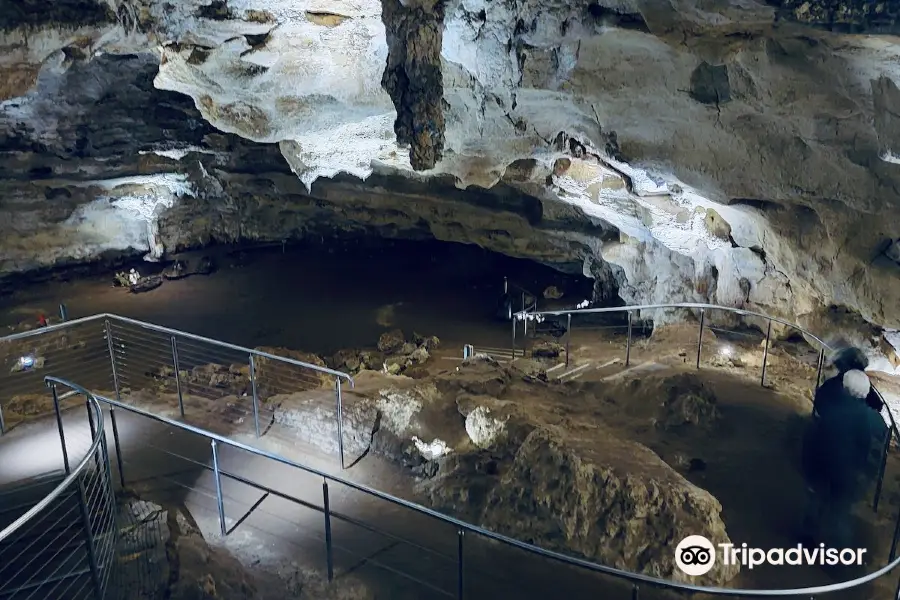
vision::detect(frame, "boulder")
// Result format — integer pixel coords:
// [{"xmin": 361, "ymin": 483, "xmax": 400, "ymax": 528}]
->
[
  {"xmin": 531, "ymin": 340, "xmax": 564, "ymax": 359},
  {"xmin": 377, "ymin": 329, "xmax": 406, "ymax": 354},
  {"xmin": 425, "ymin": 424, "xmax": 739, "ymax": 586},
  {"xmin": 656, "ymin": 373, "xmax": 721, "ymax": 429}
]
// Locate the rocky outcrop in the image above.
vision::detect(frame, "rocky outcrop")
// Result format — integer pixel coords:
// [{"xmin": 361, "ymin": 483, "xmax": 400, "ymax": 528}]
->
[
  {"xmin": 424, "ymin": 402, "xmax": 739, "ymax": 586},
  {"xmin": 770, "ymin": 0, "xmax": 900, "ymax": 33},
  {"xmin": 3, "ymin": 0, "xmax": 900, "ymax": 365},
  {"xmin": 380, "ymin": 0, "xmax": 446, "ymax": 170}
]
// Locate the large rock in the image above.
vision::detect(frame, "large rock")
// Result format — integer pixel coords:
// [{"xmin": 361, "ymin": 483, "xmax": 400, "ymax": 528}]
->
[{"xmin": 426, "ymin": 423, "xmax": 740, "ymax": 586}]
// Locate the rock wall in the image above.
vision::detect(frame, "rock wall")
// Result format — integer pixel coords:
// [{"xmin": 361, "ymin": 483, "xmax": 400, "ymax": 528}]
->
[{"xmin": 2, "ymin": 0, "xmax": 900, "ymax": 356}]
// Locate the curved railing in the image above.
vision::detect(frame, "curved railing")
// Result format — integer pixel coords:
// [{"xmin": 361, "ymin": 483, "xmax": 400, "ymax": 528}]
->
[
  {"xmin": 507, "ymin": 302, "xmax": 900, "ymax": 594},
  {"xmin": 0, "ymin": 377, "xmax": 117, "ymax": 600},
  {"xmin": 3, "ymin": 305, "xmax": 899, "ymax": 598}
]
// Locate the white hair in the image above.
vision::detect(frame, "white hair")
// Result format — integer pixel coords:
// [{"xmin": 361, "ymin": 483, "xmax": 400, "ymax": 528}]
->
[{"xmin": 842, "ymin": 369, "xmax": 871, "ymax": 399}]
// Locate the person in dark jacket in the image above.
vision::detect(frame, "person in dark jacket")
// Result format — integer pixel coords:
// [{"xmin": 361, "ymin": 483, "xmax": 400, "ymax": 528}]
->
[
  {"xmin": 802, "ymin": 370, "xmax": 878, "ymax": 547},
  {"xmin": 814, "ymin": 347, "xmax": 884, "ymax": 415}
]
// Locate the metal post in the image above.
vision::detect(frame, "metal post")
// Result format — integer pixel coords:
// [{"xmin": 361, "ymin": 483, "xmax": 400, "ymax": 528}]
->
[
  {"xmin": 76, "ymin": 477, "xmax": 103, "ymax": 598},
  {"xmin": 511, "ymin": 315, "xmax": 517, "ymax": 358},
  {"xmin": 50, "ymin": 383, "xmax": 71, "ymax": 474},
  {"xmin": 815, "ymin": 348, "xmax": 826, "ymax": 389},
  {"xmin": 890, "ymin": 489, "xmax": 900, "ymax": 561},
  {"xmin": 625, "ymin": 311, "xmax": 633, "ymax": 367},
  {"xmin": 323, "ymin": 480, "xmax": 334, "ymax": 582},
  {"xmin": 632, "ymin": 584, "xmax": 639, "ymax": 600},
  {"xmin": 211, "ymin": 440, "xmax": 226, "ymax": 536},
  {"xmin": 503, "ymin": 276, "xmax": 508, "ymax": 294},
  {"xmin": 249, "ymin": 355, "xmax": 261, "ymax": 438},
  {"xmin": 457, "ymin": 530, "xmax": 464, "ymax": 600},
  {"xmin": 171, "ymin": 336, "xmax": 185, "ymax": 418},
  {"xmin": 104, "ymin": 320, "xmax": 122, "ymax": 402},
  {"xmin": 696, "ymin": 309, "xmax": 705, "ymax": 369},
  {"xmin": 84, "ymin": 394, "xmax": 102, "ymax": 474},
  {"xmin": 0, "ymin": 402, "xmax": 5, "ymax": 435},
  {"xmin": 59, "ymin": 303, "xmax": 68, "ymax": 322},
  {"xmin": 109, "ymin": 406, "xmax": 126, "ymax": 489},
  {"xmin": 335, "ymin": 378, "xmax": 345, "ymax": 469},
  {"xmin": 565, "ymin": 313, "xmax": 572, "ymax": 368},
  {"xmin": 875, "ymin": 434, "xmax": 891, "ymax": 512},
  {"xmin": 760, "ymin": 320, "xmax": 772, "ymax": 387}
]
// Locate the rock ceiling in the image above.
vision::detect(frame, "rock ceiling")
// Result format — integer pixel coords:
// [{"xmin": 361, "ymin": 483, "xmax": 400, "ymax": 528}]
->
[{"xmin": 1, "ymin": 0, "xmax": 900, "ymax": 362}]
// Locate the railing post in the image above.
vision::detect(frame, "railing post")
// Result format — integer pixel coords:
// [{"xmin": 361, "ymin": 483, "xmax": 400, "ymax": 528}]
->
[
  {"xmin": 109, "ymin": 406, "xmax": 126, "ymax": 489},
  {"xmin": 890, "ymin": 487, "xmax": 900, "ymax": 561},
  {"xmin": 511, "ymin": 315, "xmax": 517, "ymax": 358},
  {"xmin": 104, "ymin": 320, "xmax": 128, "ymax": 488},
  {"xmin": 211, "ymin": 440, "xmax": 226, "ymax": 536},
  {"xmin": 171, "ymin": 336, "xmax": 185, "ymax": 418},
  {"xmin": 814, "ymin": 347, "xmax": 826, "ymax": 389},
  {"xmin": 76, "ymin": 476, "xmax": 104, "ymax": 598},
  {"xmin": 457, "ymin": 530, "xmax": 465, "ymax": 600},
  {"xmin": 335, "ymin": 378, "xmax": 345, "ymax": 469},
  {"xmin": 104, "ymin": 319, "xmax": 122, "ymax": 401},
  {"xmin": 875, "ymin": 433, "xmax": 891, "ymax": 512},
  {"xmin": 632, "ymin": 583, "xmax": 639, "ymax": 600},
  {"xmin": 566, "ymin": 313, "xmax": 572, "ymax": 368},
  {"xmin": 696, "ymin": 309, "xmax": 705, "ymax": 369},
  {"xmin": 323, "ymin": 479, "xmax": 334, "ymax": 582},
  {"xmin": 49, "ymin": 383, "xmax": 71, "ymax": 474},
  {"xmin": 0, "ymin": 401, "xmax": 5, "ymax": 436},
  {"xmin": 84, "ymin": 393, "xmax": 103, "ymax": 475},
  {"xmin": 625, "ymin": 311, "xmax": 633, "ymax": 367},
  {"xmin": 760, "ymin": 320, "xmax": 772, "ymax": 387},
  {"xmin": 249, "ymin": 354, "xmax": 261, "ymax": 438}
]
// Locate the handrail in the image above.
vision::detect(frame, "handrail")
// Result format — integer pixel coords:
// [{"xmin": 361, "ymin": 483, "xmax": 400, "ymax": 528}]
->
[
  {"xmin": 4, "ymin": 306, "xmax": 899, "ymax": 596},
  {"xmin": 522, "ymin": 302, "xmax": 900, "ymax": 440},
  {"xmin": 67, "ymin": 369, "xmax": 900, "ymax": 597},
  {"xmin": 103, "ymin": 314, "xmax": 355, "ymax": 385},
  {"xmin": 0, "ymin": 377, "xmax": 104, "ymax": 544},
  {"xmin": 0, "ymin": 312, "xmax": 354, "ymax": 386},
  {"xmin": 522, "ymin": 302, "xmax": 831, "ymax": 348}
]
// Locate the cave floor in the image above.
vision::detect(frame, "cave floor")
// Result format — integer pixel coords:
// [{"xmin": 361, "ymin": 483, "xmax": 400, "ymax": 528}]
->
[
  {"xmin": 0, "ymin": 240, "xmax": 590, "ymax": 355},
  {"xmin": 2, "ymin": 244, "xmax": 900, "ymax": 598},
  {"xmin": 103, "ymin": 357, "xmax": 900, "ymax": 600}
]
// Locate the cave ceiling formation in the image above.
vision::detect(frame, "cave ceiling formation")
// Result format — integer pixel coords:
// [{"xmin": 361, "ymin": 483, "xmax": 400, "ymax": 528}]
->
[{"xmin": 1, "ymin": 0, "xmax": 900, "ymax": 364}]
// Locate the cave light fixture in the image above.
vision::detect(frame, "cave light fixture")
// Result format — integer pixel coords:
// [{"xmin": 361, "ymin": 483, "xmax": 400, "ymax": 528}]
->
[
  {"xmin": 719, "ymin": 345, "xmax": 734, "ymax": 358},
  {"xmin": 18, "ymin": 355, "xmax": 35, "ymax": 370}
]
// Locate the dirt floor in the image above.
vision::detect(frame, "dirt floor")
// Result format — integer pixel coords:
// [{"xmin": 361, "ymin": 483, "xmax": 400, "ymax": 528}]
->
[
  {"xmin": 2, "ymin": 243, "xmax": 900, "ymax": 599},
  {"xmin": 4, "ymin": 318, "xmax": 899, "ymax": 599}
]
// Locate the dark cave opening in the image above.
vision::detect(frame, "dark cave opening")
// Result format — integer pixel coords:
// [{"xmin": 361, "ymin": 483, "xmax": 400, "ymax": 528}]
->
[{"xmin": 0, "ymin": 236, "xmax": 597, "ymax": 356}]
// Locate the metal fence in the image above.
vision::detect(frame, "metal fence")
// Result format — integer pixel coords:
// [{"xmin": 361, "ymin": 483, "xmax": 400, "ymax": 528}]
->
[
  {"xmin": 0, "ymin": 378, "xmax": 117, "ymax": 600},
  {"xmin": 512, "ymin": 303, "xmax": 900, "ymax": 551},
  {"xmin": 0, "ymin": 314, "xmax": 355, "ymax": 468},
  {"xmin": 3, "ymin": 306, "xmax": 900, "ymax": 599}
]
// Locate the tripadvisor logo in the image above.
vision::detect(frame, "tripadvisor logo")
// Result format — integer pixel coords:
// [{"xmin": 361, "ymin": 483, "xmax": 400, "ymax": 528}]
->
[{"xmin": 675, "ymin": 535, "xmax": 868, "ymax": 577}]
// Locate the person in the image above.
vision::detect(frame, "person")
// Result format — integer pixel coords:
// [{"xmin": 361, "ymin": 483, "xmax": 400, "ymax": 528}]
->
[
  {"xmin": 802, "ymin": 370, "xmax": 878, "ymax": 548},
  {"xmin": 814, "ymin": 347, "xmax": 883, "ymax": 415},
  {"xmin": 37, "ymin": 313, "xmax": 48, "ymax": 328}
]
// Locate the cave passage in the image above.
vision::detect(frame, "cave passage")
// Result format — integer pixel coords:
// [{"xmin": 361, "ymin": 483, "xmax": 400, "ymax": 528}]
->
[{"xmin": 0, "ymin": 238, "xmax": 594, "ymax": 355}]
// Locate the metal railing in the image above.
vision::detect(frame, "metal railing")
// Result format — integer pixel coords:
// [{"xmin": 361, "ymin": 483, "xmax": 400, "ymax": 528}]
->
[
  {"xmin": 515, "ymin": 303, "xmax": 900, "ymax": 550},
  {"xmin": 72, "ymin": 373, "xmax": 900, "ymax": 599},
  {"xmin": 3, "ymin": 305, "xmax": 900, "ymax": 598},
  {"xmin": 0, "ymin": 378, "xmax": 117, "ymax": 600},
  {"xmin": 0, "ymin": 313, "xmax": 355, "ymax": 468}
]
